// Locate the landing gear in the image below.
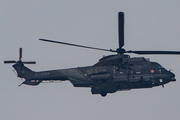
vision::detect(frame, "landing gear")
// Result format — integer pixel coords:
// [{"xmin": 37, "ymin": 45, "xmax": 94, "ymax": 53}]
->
[{"xmin": 101, "ymin": 92, "xmax": 107, "ymax": 97}]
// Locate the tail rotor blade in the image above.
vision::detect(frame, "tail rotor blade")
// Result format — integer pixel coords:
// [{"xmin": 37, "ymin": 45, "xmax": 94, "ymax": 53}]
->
[{"xmin": 118, "ymin": 12, "xmax": 124, "ymax": 49}]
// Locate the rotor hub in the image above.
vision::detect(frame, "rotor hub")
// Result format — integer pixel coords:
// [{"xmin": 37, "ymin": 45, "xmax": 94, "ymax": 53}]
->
[{"xmin": 116, "ymin": 48, "xmax": 126, "ymax": 54}]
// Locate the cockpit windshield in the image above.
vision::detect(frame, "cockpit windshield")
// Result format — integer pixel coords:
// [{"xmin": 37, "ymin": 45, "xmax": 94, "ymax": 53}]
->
[
  {"xmin": 151, "ymin": 62, "xmax": 165, "ymax": 70},
  {"xmin": 145, "ymin": 58, "xmax": 150, "ymax": 62}
]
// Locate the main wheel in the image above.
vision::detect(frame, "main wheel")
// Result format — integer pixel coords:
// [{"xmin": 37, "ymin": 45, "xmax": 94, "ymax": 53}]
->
[{"xmin": 101, "ymin": 92, "xmax": 107, "ymax": 97}]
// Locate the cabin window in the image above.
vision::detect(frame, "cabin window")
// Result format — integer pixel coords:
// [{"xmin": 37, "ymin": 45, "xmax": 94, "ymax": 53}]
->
[
  {"xmin": 134, "ymin": 65, "xmax": 141, "ymax": 74},
  {"xmin": 127, "ymin": 65, "xmax": 141, "ymax": 74},
  {"xmin": 87, "ymin": 69, "xmax": 93, "ymax": 74}
]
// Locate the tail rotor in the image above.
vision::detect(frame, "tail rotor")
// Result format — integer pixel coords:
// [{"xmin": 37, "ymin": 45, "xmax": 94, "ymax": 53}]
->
[{"xmin": 4, "ymin": 48, "xmax": 36, "ymax": 64}]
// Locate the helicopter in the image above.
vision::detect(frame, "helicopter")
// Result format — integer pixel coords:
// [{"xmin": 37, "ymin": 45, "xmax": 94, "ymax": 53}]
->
[{"xmin": 4, "ymin": 12, "xmax": 180, "ymax": 97}]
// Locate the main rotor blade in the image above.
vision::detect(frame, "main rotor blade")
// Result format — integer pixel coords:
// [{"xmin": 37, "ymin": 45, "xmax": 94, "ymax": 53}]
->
[
  {"xmin": 23, "ymin": 61, "xmax": 36, "ymax": 64},
  {"xmin": 39, "ymin": 39, "xmax": 114, "ymax": 52},
  {"xmin": 126, "ymin": 50, "xmax": 180, "ymax": 55},
  {"xmin": 118, "ymin": 12, "xmax": 124, "ymax": 49},
  {"xmin": 4, "ymin": 60, "xmax": 16, "ymax": 64},
  {"xmin": 19, "ymin": 48, "xmax": 22, "ymax": 60}
]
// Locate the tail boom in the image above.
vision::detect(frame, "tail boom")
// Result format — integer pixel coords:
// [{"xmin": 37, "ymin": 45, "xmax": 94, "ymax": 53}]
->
[{"xmin": 13, "ymin": 63, "xmax": 67, "ymax": 86}]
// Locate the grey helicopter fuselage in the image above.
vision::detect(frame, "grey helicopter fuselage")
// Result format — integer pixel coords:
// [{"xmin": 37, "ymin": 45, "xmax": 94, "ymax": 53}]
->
[
  {"xmin": 13, "ymin": 54, "xmax": 176, "ymax": 96},
  {"xmin": 5, "ymin": 12, "xmax": 179, "ymax": 97}
]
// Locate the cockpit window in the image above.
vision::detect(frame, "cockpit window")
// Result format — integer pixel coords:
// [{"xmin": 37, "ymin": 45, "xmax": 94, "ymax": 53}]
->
[{"xmin": 156, "ymin": 63, "xmax": 164, "ymax": 69}]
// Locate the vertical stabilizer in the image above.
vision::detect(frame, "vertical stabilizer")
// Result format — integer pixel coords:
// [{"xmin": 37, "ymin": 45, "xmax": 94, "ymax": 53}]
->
[{"xmin": 13, "ymin": 62, "xmax": 34, "ymax": 80}]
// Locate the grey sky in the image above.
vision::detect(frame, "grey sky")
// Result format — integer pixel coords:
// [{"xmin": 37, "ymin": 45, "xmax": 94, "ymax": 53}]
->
[{"xmin": 1, "ymin": 1, "xmax": 180, "ymax": 120}]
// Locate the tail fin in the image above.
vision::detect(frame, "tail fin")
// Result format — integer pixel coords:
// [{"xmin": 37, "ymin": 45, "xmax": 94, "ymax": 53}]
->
[
  {"xmin": 13, "ymin": 62, "xmax": 34, "ymax": 80},
  {"xmin": 13, "ymin": 62, "xmax": 42, "ymax": 86}
]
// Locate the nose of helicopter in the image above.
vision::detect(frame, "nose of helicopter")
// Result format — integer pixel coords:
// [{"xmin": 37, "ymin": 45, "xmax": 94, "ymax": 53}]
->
[{"xmin": 169, "ymin": 72, "xmax": 176, "ymax": 81}]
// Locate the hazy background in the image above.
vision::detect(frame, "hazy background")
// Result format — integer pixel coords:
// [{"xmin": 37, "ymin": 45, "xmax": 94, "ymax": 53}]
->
[{"xmin": 1, "ymin": 1, "xmax": 180, "ymax": 120}]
